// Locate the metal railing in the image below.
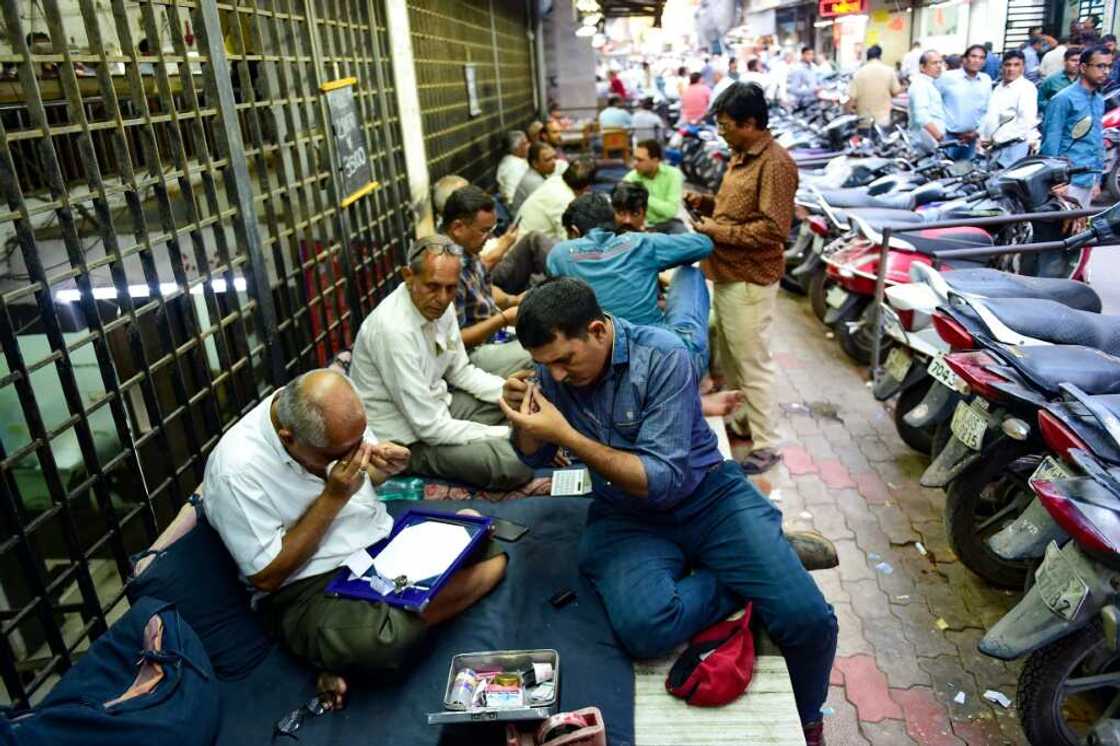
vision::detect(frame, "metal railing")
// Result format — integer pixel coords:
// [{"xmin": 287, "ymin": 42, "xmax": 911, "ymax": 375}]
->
[{"xmin": 867, "ymin": 207, "xmax": 1105, "ymax": 385}]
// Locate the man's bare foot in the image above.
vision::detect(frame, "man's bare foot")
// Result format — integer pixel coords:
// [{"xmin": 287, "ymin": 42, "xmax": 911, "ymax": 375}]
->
[
  {"xmin": 701, "ymin": 389, "xmax": 745, "ymax": 417},
  {"xmin": 317, "ymin": 671, "xmax": 348, "ymax": 711}
]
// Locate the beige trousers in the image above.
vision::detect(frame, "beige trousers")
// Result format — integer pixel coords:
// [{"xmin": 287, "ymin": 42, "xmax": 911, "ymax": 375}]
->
[{"xmin": 711, "ymin": 280, "xmax": 782, "ymax": 451}]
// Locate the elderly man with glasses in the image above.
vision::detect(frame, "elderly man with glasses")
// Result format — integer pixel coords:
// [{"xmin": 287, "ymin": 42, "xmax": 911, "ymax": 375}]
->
[{"xmin": 348, "ymin": 234, "xmax": 535, "ymax": 491}]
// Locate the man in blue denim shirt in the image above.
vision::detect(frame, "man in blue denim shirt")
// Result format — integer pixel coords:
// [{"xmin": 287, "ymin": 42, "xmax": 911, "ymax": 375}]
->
[
  {"xmin": 499, "ymin": 278, "xmax": 838, "ymax": 745},
  {"xmin": 1041, "ymin": 45, "xmax": 1114, "ymax": 208}
]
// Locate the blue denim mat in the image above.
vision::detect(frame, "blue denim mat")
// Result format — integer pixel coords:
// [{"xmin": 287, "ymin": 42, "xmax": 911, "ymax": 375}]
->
[{"xmin": 215, "ymin": 496, "xmax": 636, "ymax": 746}]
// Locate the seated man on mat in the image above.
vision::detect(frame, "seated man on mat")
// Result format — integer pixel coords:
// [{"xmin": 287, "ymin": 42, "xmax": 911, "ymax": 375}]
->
[
  {"xmin": 350, "ymin": 234, "xmax": 535, "ymax": 491},
  {"xmin": 499, "ymin": 278, "xmax": 837, "ymax": 746},
  {"xmin": 549, "ymin": 187, "xmax": 742, "ymax": 418},
  {"xmin": 442, "ymin": 186, "xmax": 534, "ymax": 379},
  {"xmin": 433, "ymin": 175, "xmax": 555, "ymax": 296},
  {"xmin": 203, "ymin": 368, "xmax": 507, "ymax": 708}
]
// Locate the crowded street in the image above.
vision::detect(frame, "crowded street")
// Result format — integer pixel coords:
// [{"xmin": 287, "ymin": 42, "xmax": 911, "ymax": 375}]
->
[{"xmin": 2, "ymin": 0, "xmax": 1120, "ymax": 745}]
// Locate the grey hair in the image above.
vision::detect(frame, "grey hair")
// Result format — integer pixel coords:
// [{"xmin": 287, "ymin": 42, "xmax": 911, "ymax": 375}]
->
[
  {"xmin": 432, "ymin": 174, "xmax": 469, "ymax": 218},
  {"xmin": 407, "ymin": 233, "xmax": 461, "ymax": 274},
  {"xmin": 507, "ymin": 130, "xmax": 528, "ymax": 153},
  {"xmin": 275, "ymin": 370, "xmax": 356, "ymax": 448}
]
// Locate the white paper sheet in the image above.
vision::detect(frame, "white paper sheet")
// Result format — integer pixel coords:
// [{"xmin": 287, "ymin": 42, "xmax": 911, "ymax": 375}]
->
[
  {"xmin": 343, "ymin": 547, "xmax": 374, "ymax": 579},
  {"xmin": 371, "ymin": 521, "xmax": 473, "ymax": 583},
  {"xmin": 551, "ymin": 467, "xmax": 592, "ymax": 496}
]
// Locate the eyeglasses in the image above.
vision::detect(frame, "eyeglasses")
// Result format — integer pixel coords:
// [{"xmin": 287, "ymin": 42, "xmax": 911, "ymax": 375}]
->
[
  {"xmin": 1087, "ymin": 62, "xmax": 1113, "ymax": 69},
  {"xmin": 406, "ymin": 235, "xmax": 462, "ymax": 265}
]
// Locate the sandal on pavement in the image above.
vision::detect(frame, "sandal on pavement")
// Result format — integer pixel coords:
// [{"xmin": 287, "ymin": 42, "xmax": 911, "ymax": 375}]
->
[{"xmin": 739, "ymin": 448, "xmax": 782, "ymax": 475}]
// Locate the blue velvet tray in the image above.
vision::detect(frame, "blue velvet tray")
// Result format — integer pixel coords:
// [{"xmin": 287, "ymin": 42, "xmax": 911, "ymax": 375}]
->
[{"xmin": 323, "ymin": 508, "xmax": 493, "ymax": 613}]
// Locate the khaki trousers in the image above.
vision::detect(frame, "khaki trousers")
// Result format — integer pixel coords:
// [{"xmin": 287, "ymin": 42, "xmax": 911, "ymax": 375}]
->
[
  {"xmin": 711, "ymin": 280, "xmax": 782, "ymax": 450},
  {"xmin": 406, "ymin": 391, "xmax": 534, "ymax": 490}
]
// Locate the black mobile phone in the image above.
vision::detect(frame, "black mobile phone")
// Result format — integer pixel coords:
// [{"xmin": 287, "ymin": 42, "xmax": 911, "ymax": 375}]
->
[{"xmin": 491, "ymin": 517, "xmax": 529, "ymax": 542}]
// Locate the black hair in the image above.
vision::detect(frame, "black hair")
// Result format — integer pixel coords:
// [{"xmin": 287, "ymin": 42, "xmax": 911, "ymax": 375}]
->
[
  {"xmin": 710, "ymin": 82, "xmax": 768, "ymax": 130},
  {"xmin": 801, "ymin": 46, "xmax": 812, "ymax": 55},
  {"xmin": 607, "ymin": 95, "xmax": 622, "ymax": 107},
  {"xmin": 515, "ymin": 277, "xmax": 606, "ymax": 348},
  {"xmin": 677, "ymin": 65, "xmax": 687, "ymax": 76},
  {"xmin": 689, "ymin": 71, "xmax": 702, "ymax": 84},
  {"xmin": 611, "ymin": 182, "xmax": 648, "ymax": 213},
  {"xmin": 528, "ymin": 141, "xmax": 553, "ymax": 167},
  {"xmin": 561, "ymin": 158, "xmax": 597, "ymax": 192},
  {"xmin": 636, "ymin": 138, "xmax": 662, "ymax": 159},
  {"xmin": 1082, "ymin": 44, "xmax": 1114, "ymax": 65},
  {"xmin": 919, "ymin": 50, "xmax": 940, "ymax": 66},
  {"xmin": 561, "ymin": 193, "xmax": 614, "ymax": 236},
  {"xmin": 866, "ymin": 45, "xmax": 883, "ymax": 60},
  {"xmin": 640, "ymin": 96, "xmax": 654, "ymax": 110},
  {"xmin": 945, "ymin": 54, "xmax": 962, "ymax": 70},
  {"xmin": 1105, "ymin": 34, "xmax": 1117, "ymax": 44},
  {"xmin": 964, "ymin": 44, "xmax": 986, "ymax": 58},
  {"xmin": 440, "ymin": 185, "xmax": 494, "ymax": 230},
  {"xmin": 747, "ymin": 58, "xmax": 761, "ymax": 71},
  {"xmin": 1065, "ymin": 47, "xmax": 1083, "ymax": 60},
  {"xmin": 1003, "ymin": 49, "xmax": 1026, "ymax": 64}
]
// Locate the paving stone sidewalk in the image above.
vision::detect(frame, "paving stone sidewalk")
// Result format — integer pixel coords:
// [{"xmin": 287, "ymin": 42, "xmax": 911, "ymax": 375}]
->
[{"xmin": 732, "ymin": 291, "xmax": 1026, "ymax": 745}]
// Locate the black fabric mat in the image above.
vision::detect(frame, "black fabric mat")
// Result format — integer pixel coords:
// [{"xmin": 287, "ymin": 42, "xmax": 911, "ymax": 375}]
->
[{"xmin": 215, "ymin": 496, "xmax": 635, "ymax": 746}]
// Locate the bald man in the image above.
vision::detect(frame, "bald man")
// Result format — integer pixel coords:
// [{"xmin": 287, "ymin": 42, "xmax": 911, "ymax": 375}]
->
[{"xmin": 203, "ymin": 369, "xmax": 507, "ymax": 707}]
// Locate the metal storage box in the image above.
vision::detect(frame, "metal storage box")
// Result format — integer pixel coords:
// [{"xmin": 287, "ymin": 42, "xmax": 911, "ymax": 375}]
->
[{"xmin": 426, "ymin": 649, "xmax": 559, "ymax": 725}]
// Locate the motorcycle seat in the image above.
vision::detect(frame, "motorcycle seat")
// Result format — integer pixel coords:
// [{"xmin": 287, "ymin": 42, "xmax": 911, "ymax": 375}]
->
[
  {"xmin": 980, "ymin": 299, "xmax": 1120, "ymax": 356},
  {"xmin": 894, "ymin": 227, "xmax": 993, "ymax": 256},
  {"xmin": 835, "ymin": 207, "xmax": 925, "ymax": 229},
  {"xmin": 815, "ymin": 188, "xmax": 916, "ymax": 210},
  {"xmin": 994, "ymin": 345, "xmax": 1120, "ymax": 397},
  {"xmin": 943, "ymin": 269, "xmax": 1102, "ymax": 313}
]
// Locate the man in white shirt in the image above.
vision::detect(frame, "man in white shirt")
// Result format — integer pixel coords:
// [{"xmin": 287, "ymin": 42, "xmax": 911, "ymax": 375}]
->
[
  {"xmin": 516, "ymin": 158, "xmax": 596, "ymax": 241},
  {"xmin": 350, "ymin": 233, "xmax": 535, "ymax": 490},
  {"xmin": 979, "ymin": 50, "xmax": 1038, "ymax": 168},
  {"xmin": 631, "ymin": 96, "xmax": 664, "ymax": 142},
  {"xmin": 203, "ymin": 368, "xmax": 507, "ymax": 706},
  {"xmin": 1039, "ymin": 38, "xmax": 1069, "ymax": 79},
  {"xmin": 512, "ymin": 142, "xmax": 557, "ymax": 213},
  {"xmin": 496, "ymin": 130, "xmax": 530, "ymax": 206},
  {"xmin": 901, "ymin": 42, "xmax": 923, "ymax": 81}
]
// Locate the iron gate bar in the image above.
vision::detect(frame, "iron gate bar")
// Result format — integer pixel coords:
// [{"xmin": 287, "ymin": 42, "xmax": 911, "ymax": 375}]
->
[
  {"xmin": 1, "ymin": 0, "xmax": 130, "ymax": 661},
  {"xmin": 311, "ymin": 0, "xmax": 372, "ymax": 343},
  {"xmin": 359, "ymin": 0, "xmax": 413, "ymax": 281},
  {"xmin": 234, "ymin": 0, "xmax": 319, "ymax": 371},
  {"xmin": 869, "ymin": 207, "xmax": 1102, "ymax": 233},
  {"xmin": 197, "ymin": 0, "xmax": 288, "ymax": 387},
  {"xmin": 44, "ymin": 0, "xmax": 168, "ymax": 586},
  {"xmin": 109, "ymin": 0, "xmax": 231, "ymax": 511}
]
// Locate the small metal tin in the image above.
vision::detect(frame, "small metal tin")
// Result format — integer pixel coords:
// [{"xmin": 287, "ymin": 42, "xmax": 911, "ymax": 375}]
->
[{"xmin": 427, "ymin": 649, "xmax": 559, "ymax": 726}]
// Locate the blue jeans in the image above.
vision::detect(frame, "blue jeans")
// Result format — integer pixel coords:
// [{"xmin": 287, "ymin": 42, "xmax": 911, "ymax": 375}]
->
[
  {"xmin": 578, "ymin": 461, "xmax": 838, "ymax": 724},
  {"xmin": 663, "ymin": 266, "xmax": 710, "ymax": 380},
  {"xmin": 942, "ymin": 139, "xmax": 976, "ymax": 162}
]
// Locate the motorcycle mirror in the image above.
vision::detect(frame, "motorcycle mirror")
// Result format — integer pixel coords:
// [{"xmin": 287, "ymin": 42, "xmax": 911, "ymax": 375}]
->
[{"xmin": 1090, "ymin": 202, "xmax": 1120, "ymax": 245}]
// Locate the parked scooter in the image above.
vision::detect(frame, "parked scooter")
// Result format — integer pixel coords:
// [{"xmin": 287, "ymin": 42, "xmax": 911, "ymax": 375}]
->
[
  {"xmin": 979, "ymin": 444, "xmax": 1120, "ymax": 745},
  {"xmin": 930, "ymin": 344, "xmax": 1120, "ymax": 588},
  {"xmin": 822, "ymin": 156, "xmax": 1092, "ymax": 365}
]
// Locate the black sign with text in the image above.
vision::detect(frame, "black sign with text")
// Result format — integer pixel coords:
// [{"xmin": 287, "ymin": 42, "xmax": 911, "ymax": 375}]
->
[{"xmin": 323, "ymin": 79, "xmax": 376, "ymax": 207}]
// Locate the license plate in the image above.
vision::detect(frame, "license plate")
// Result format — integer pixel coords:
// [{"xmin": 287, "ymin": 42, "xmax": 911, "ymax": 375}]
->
[
  {"xmin": 1029, "ymin": 455, "xmax": 1074, "ymax": 486},
  {"xmin": 1036, "ymin": 541, "xmax": 1089, "ymax": 621},
  {"xmin": 928, "ymin": 355, "xmax": 969, "ymax": 395},
  {"xmin": 826, "ymin": 285, "xmax": 848, "ymax": 309},
  {"xmin": 950, "ymin": 400, "xmax": 988, "ymax": 451},
  {"xmin": 885, "ymin": 347, "xmax": 912, "ymax": 381}
]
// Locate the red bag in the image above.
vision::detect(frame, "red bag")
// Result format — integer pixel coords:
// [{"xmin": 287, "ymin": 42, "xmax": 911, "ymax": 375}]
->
[{"xmin": 665, "ymin": 603, "xmax": 756, "ymax": 706}]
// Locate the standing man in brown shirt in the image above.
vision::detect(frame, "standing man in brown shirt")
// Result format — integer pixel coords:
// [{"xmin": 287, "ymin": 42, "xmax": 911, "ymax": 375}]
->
[{"xmin": 687, "ymin": 82, "xmax": 797, "ymax": 475}]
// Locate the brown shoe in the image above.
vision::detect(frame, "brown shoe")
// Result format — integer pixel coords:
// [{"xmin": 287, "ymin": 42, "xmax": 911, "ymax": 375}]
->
[
  {"xmin": 803, "ymin": 720, "xmax": 825, "ymax": 746},
  {"xmin": 786, "ymin": 530, "xmax": 839, "ymax": 571}
]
